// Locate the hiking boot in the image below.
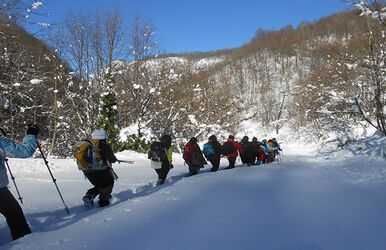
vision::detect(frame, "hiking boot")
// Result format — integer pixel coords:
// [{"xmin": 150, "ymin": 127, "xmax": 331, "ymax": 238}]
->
[
  {"xmin": 82, "ymin": 195, "xmax": 94, "ymax": 209},
  {"xmin": 224, "ymin": 166, "xmax": 233, "ymax": 170},
  {"xmin": 98, "ymin": 199, "xmax": 110, "ymax": 207},
  {"xmin": 156, "ymin": 179, "xmax": 165, "ymax": 185}
]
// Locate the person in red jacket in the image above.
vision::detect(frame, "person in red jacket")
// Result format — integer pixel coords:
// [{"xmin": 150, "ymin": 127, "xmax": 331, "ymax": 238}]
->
[{"xmin": 222, "ymin": 135, "xmax": 244, "ymax": 169}]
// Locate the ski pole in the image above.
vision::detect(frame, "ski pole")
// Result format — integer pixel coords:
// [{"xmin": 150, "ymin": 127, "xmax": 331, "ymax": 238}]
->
[
  {"xmin": 36, "ymin": 141, "xmax": 70, "ymax": 214},
  {"xmin": 4, "ymin": 157, "xmax": 23, "ymax": 204}
]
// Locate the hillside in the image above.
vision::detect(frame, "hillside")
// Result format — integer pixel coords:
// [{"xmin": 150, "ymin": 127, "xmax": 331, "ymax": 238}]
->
[
  {"xmin": 110, "ymin": 8, "xmax": 384, "ymax": 150},
  {"xmin": 0, "ymin": 17, "xmax": 73, "ymax": 143},
  {"xmin": 0, "ymin": 6, "xmax": 384, "ymax": 156}
]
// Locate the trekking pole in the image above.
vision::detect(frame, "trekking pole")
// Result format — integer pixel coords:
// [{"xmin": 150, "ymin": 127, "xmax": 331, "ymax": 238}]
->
[
  {"xmin": 36, "ymin": 141, "xmax": 70, "ymax": 214},
  {"xmin": 279, "ymin": 149, "xmax": 283, "ymax": 164},
  {"xmin": 4, "ymin": 158, "xmax": 23, "ymax": 203}
]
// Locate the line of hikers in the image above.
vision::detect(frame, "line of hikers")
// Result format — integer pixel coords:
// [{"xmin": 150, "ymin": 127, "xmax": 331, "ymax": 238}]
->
[
  {"xmin": 148, "ymin": 134, "xmax": 282, "ymax": 184},
  {"xmin": 0, "ymin": 126, "xmax": 281, "ymax": 241}
]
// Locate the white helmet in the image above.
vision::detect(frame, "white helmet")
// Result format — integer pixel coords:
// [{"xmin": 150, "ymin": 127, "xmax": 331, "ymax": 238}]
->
[{"xmin": 91, "ymin": 129, "xmax": 107, "ymax": 140}]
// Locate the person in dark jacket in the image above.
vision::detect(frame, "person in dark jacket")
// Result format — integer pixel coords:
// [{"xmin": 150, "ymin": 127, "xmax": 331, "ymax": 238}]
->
[
  {"xmin": 183, "ymin": 137, "xmax": 207, "ymax": 176},
  {"xmin": 239, "ymin": 136, "xmax": 256, "ymax": 166},
  {"xmin": 0, "ymin": 124, "xmax": 38, "ymax": 240},
  {"xmin": 203, "ymin": 135, "xmax": 222, "ymax": 172},
  {"xmin": 251, "ymin": 137, "xmax": 260, "ymax": 165},
  {"xmin": 222, "ymin": 135, "xmax": 244, "ymax": 169},
  {"xmin": 155, "ymin": 134, "xmax": 173, "ymax": 185},
  {"xmin": 82, "ymin": 129, "xmax": 117, "ymax": 208}
]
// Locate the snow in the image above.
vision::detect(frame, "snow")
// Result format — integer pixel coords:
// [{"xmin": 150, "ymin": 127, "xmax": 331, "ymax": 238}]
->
[
  {"xmin": 30, "ymin": 79, "xmax": 42, "ymax": 85},
  {"xmin": 32, "ymin": 2, "xmax": 43, "ymax": 10},
  {"xmin": 0, "ymin": 132, "xmax": 385, "ymax": 249}
]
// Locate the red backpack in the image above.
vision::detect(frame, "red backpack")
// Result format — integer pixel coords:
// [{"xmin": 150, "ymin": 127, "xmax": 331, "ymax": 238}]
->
[{"xmin": 183, "ymin": 144, "xmax": 195, "ymax": 160}]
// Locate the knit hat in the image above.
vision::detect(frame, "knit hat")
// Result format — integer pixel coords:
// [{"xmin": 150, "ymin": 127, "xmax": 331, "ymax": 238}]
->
[
  {"xmin": 91, "ymin": 129, "xmax": 107, "ymax": 140},
  {"xmin": 189, "ymin": 137, "xmax": 198, "ymax": 144},
  {"xmin": 208, "ymin": 134, "xmax": 217, "ymax": 142}
]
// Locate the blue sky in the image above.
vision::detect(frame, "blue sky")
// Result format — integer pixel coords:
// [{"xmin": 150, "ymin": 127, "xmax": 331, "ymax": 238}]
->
[{"xmin": 40, "ymin": 0, "xmax": 351, "ymax": 54}]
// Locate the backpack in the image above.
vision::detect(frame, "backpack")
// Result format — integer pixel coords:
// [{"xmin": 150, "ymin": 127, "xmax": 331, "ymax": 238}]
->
[
  {"xmin": 148, "ymin": 141, "xmax": 167, "ymax": 162},
  {"xmin": 202, "ymin": 142, "xmax": 215, "ymax": 156},
  {"xmin": 183, "ymin": 144, "xmax": 195, "ymax": 160},
  {"xmin": 222, "ymin": 141, "xmax": 235, "ymax": 156},
  {"xmin": 73, "ymin": 139, "xmax": 105, "ymax": 171}
]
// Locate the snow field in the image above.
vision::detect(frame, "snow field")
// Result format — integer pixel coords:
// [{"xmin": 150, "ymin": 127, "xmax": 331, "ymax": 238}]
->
[{"xmin": 0, "ymin": 138, "xmax": 385, "ymax": 249}]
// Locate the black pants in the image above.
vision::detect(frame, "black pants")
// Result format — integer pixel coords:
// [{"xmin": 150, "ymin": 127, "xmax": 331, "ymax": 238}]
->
[
  {"xmin": 155, "ymin": 161, "xmax": 170, "ymax": 181},
  {"xmin": 186, "ymin": 161, "xmax": 200, "ymax": 176},
  {"xmin": 227, "ymin": 156, "xmax": 237, "ymax": 169},
  {"xmin": 0, "ymin": 187, "xmax": 31, "ymax": 240},
  {"xmin": 209, "ymin": 157, "xmax": 220, "ymax": 171},
  {"xmin": 84, "ymin": 168, "xmax": 115, "ymax": 201}
]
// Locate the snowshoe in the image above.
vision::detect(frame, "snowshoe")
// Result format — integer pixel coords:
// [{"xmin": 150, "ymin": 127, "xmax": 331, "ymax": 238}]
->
[
  {"xmin": 156, "ymin": 179, "xmax": 165, "ymax": 186},
  {"xmin": 82, "ymin": 195, "xmax": 94, "ymax": 209},
  {"xmin": 98, "ymin": 199, "xmax": 109, "ymax": 208}
]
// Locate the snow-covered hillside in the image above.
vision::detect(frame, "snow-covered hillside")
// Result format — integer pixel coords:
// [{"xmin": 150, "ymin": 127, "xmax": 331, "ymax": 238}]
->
[{"xmin": 0, "ymin": 132, "xmax": 385, "ymax": 250}]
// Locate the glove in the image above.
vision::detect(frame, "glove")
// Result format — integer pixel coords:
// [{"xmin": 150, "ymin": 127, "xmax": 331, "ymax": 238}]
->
[
  {"xmin": 26, "ymin": 124, "xmax": 39, "ymax": 136},
  {"xmin": 169, "ymin": 164, "xmax": 174, "ymax": 169}
]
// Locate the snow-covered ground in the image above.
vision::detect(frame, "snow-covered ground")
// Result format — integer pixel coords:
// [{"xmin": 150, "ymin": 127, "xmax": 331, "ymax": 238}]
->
[{"xmin": 0, "ymin": 134, "xmax": 385, "ymax": 250}]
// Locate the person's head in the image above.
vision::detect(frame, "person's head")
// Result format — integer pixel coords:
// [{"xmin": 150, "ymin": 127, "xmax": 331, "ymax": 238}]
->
[
  {"xmin": 160, "ymin": 134, "xmax": 172, "ymax": 147},
  {"xmin": 252, "ymin": 137, "xmax": 257, "ymax": 142},
  {"xmin": 228, "ymin": 135, "xmax": 234, "ymax": 140},
  {"xmin": 272, "ymin": 138, "xmax": 277, "ymax": 141},
  {"xmin": 242, "ymin": 136, "xmax": 249, "ymax": 141},
  {"xmin": 189, "ymin": 137, "xmax": 198, "ymax": 144},
  {"xmin": 91, "ymin": 129, "xmax": 107, "ymax": 140},
  {"xmin": 208, "ymin": 134, "xmax": 217, "ymax": 142}
]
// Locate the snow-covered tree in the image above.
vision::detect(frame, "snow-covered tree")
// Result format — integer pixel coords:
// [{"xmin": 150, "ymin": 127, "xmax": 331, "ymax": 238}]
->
[
  {"xmin": 98, "ymin": 73, "xmax": 119, "ymax": 151},
  {"xmin": 351, "ymin": 0, "xmax": 385, "ymax": 136}
]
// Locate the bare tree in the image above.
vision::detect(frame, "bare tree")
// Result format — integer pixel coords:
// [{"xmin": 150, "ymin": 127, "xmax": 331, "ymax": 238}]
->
[
  {"xmin": 47, "ymin": 9, "xmax": 127, "ymax": 138},
  {"xmin": 120, "ymin": 14, "xmax": 159, "ymax": 137},
  {"xmin": 351, "ymin": 0, "xmax": 385, "ymax": 136}
]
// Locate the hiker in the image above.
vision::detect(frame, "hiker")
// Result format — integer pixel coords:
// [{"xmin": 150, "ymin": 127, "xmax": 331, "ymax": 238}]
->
[
  {"xmin": 148, "ymin": 134, "xmax": 173, "ymax": 185},
  {"xmin": 183, "ymin": 137, "xmax": 207, "ymax": 176},
  {"xmin": 271, "ymin": 138, "xmax": 282, "ymax": 160},
  {"xmin": 0, "ymin": 124, "xmax": 39, "ymax": 240},
  {"xmin": 81, "ymin": 129, "xmax": 117, "ymax": 208},
  {"xmin": 266, "ymin": 139, "xmax": 279, "ymax": 163},
  {"xmin": 251, "ymin": 137, "xmax": 260, "ymax": 165},
  {"xmin": 222, "ymin": 135, "xmax": 244, "ymax": 169},
  {"xmin": 240, "ymin": 136, "xmax": 256, "ymax": 166},
  {"xmin": 203, "ymin": 135, "xmax": 222, "ymax": 172},
  {"xmin": 272, "ymin": 138, "xmax": 281, "ymax": 150},
  {"xmin": 256, "ymin": 140, "xmax": 268, "ymax": 165}
]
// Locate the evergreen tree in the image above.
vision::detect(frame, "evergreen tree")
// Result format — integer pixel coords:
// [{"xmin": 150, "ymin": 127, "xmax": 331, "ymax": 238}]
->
[{"xmin": 99, "ymin": 73, "xmax": 119, "ymax": 151}]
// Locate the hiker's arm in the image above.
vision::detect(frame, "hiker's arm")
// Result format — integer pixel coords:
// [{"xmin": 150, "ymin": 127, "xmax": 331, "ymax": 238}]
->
[{"xmin": 0, "ymin": 135, "xmax": 36, "ymax": 158}]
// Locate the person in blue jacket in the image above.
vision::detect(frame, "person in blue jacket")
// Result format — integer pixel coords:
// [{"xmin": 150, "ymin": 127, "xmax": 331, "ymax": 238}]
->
[{"xmin": 0, "ymin": 124, "xmax": 39, "ymax": 240}]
